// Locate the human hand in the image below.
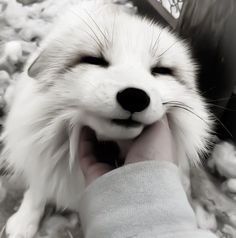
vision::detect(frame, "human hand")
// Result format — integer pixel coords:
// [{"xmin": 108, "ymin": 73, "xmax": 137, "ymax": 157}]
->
[{"xmin": 79, "ymin": 116, "xmax": 175, "ymax": 186}]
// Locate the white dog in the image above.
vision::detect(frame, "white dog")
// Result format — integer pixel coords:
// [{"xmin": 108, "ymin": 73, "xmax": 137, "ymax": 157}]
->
[{"xmin": 2, "ymin": 1, "xmax": 212, "ymax": 237}]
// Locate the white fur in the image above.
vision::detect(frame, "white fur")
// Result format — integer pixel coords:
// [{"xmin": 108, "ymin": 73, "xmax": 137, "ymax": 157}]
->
[{"xmin": 2, "ymin": 1, "xmax": 212, "ymax": 237}]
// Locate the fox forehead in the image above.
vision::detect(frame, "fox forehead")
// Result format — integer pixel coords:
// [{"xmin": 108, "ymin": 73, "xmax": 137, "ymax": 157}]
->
[
  {"xmin": 54, "ymin": 12, "xmax": 181, "ymax": 66},
  {"xmin": 27, "ymin": 2, "xmax": 195, "ymax": 89}
]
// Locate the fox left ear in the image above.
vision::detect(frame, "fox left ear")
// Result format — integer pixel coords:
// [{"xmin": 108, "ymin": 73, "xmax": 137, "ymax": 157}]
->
[{"xmin": 27, "ymin": 49, "xmax": 49, "ymax": 79}]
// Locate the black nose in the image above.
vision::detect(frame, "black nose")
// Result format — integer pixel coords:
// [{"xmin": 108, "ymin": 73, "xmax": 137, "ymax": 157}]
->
[{"xmin": 116, "ymin": 87, "xmax": 150, "ymax": 113}]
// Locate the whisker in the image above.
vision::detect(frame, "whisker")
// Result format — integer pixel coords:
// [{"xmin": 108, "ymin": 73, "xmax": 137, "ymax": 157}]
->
[
  {"xmin": 206, "ymin": 103, "xmax": 236, "ymax": 112},
  {"xmin": 151, "ymin": 28, "xmax": 164, "ymax": 55},
  {"xmin": 149, "ymin": 25, "xmax": 155, "ymax": 53},
  {"xmin": 167, "ymin": 105, "xmax": 210, "ymax": 125},
  {"xmin": 163, "ymin": 101, "xmax": 193, "ymax": 110},
  {"xmin": 164, "ymin": 101, "xmax": 233, "ymax": 138},
  {"xmin": 158, "ymin": 40, "xmax": 179, "ymax": 58},
  {"xmin": 111, "ymin": 13, "xmax": 118, "ymax": 45},
  {"xmin": 69, "ymin": 29, "xmax": 102, "ymax": 53},
  {"xmin": 206, "ymin": 97, "xmax": 231, "ymax": 103},
  {"xmin": 199, "ymin": 86, "xmax": 216, "ymax": 96},
  {"xmin": 71, "ymin": 10, "xmax": 104, "ymax": 51},
  {"xmin": 163, "ymin": 101, "xmax": 209, "ymax": 124},
  {"xmin": 165, "ymin": 101, "xmax": 236, "ymax": 112},
  {"xmin": 85, "ymin": 10, "xmax": 110, "ymax": 47},
  {"xmin": 209, "ymin": 112, "xmax": 233, "ymax": 138}
]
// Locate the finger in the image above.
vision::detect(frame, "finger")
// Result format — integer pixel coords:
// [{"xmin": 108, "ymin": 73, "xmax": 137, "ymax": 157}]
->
[
  {"xmin": 79, "ymin": 127, "xmax": 98, "ymax": 175},
  {"xmin": 79, "ymin": 127, "xmax": 97, "ymax": 158},
  {"xmin": 79, "ymin": 127, "xmax": 115, "ymax": 184},
  {"xmin": 126, "ymin": 116, "xmax": 175, "ymax": 164}
]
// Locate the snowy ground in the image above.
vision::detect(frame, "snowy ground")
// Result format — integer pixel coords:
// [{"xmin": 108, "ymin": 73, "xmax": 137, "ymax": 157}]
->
[{"xmin": 1, "ymin": 0, "xmax": 236, "ymax": 237}]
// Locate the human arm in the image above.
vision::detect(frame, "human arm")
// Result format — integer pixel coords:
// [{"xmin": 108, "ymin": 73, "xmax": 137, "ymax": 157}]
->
[{"xmin": 78, "ymin": 117, "xmax": 217, "ymax": 238}]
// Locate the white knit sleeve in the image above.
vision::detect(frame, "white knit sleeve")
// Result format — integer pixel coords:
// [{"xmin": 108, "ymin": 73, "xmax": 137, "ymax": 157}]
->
[{"xmin": 79, "ymin": 161, "xmax": 217, "ymax": 238}]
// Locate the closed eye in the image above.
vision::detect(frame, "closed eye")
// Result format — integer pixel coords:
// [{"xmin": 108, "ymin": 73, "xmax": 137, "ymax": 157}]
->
[
  {"xmin": 151, "ymin": 66, "xmax": 174, "ymax": 76},
  {"xmin": 79, "ymin": 55, "xmax": 109, "ymax": 67}
]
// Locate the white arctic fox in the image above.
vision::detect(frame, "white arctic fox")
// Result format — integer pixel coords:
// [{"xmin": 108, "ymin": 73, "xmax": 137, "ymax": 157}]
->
[{"xmin": 2, "ymin": 1, "xmax": 211, "ymax": 237}]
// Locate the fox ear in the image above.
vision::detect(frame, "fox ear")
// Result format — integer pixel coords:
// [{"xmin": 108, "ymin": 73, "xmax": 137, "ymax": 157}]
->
[{"xmin": 28, "ymin": 50, "xmax": 49, "ymax": 79}]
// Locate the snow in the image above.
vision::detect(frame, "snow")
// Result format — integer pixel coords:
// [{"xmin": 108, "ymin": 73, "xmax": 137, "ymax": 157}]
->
[
  {"xmin": 209, "ymin": 141, "xmax": 236, "ymax": 178},
  {"xmin": 192, "ymin": 141, "xmax": 236, "ymax": 237}
]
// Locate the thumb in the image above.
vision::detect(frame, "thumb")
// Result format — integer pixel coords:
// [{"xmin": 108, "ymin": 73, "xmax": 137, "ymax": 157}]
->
[
  {"xmin": 126, "ymin": 116, "xmax": 175, "ymax": 164},
  {"xmin": 79, "ymin": 127, "xmax": 113, "ymax": 185}
]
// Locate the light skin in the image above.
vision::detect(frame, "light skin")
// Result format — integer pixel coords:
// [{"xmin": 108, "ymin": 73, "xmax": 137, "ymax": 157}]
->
[{"xmin": 79, "ymin": 116, "xmax": 176, "ymax": 186}]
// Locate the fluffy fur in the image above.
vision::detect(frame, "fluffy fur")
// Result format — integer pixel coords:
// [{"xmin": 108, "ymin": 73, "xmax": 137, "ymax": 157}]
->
[{"xmin": 2, "ymin": 1, "xmax": 212, "ymax": 237}]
